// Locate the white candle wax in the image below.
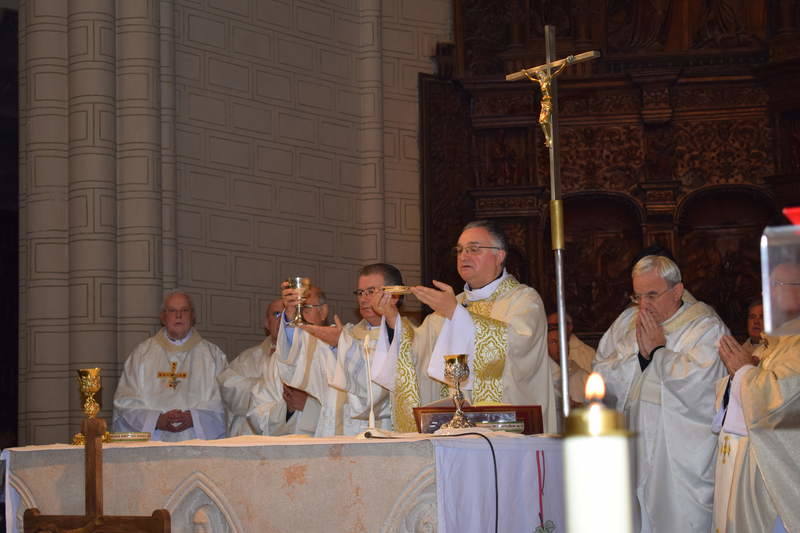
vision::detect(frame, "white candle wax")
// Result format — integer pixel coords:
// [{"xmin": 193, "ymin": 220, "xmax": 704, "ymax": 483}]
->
[{"xmin": 563, "ymin": 375, "xmax": 633, "ymax": 533}]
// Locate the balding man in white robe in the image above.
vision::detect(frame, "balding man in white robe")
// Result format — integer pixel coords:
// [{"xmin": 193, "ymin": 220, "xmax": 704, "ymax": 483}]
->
[{"xmin": 594, "ymin": 255, "xmax": 728, "ymax": 533}]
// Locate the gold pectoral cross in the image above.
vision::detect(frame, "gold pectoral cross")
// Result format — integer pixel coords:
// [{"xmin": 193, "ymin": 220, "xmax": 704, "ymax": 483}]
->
[
  {"xmin": 157, "ymin": 362, "xmax": 187, "ymax": 389},
  {"xmin": 720, "ymin": 435, "xmax": 732, "ymax": 464}
]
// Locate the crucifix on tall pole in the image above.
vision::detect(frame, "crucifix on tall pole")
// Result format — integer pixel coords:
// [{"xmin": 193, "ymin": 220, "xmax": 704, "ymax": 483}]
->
[{"xmin": 506, "ymin": 26, "xmax": 600, "ymax": 419}]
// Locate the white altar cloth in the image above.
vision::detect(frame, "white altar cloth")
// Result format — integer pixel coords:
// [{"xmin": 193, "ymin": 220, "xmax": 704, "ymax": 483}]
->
[{"xmin": 3, "ymin": 434, "xmax": 564, "ymax": 533}]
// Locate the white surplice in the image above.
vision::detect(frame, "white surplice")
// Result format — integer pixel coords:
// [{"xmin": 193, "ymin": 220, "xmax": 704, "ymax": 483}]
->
[
  {"xmin": 217, "ymin": 337, "xmax": 274, "ymax": 436},
  {"xmin": 327, "ymin": 320, "xmax": 392, "ymax": 436},
  {"xmin": 593, "ymin": 293, "xmax": 729, "ymax": 533},
  {"xmin": 712, "ymin": 334, "xmax": 800, "ymax": 533},
  {"xmin": 247, "ymin": 321, "xmax": 335, "ymax": 436},
  {"xmin": 112, "ymin": 328, "xmax": 228, "ymax": 442},
  {"xmin": 569, "ymin": 334, "xmax": 596, "ymax": 374},
  {"xmin": 373, "ymin": 271, "xmax": 556, "ymax": 433}
]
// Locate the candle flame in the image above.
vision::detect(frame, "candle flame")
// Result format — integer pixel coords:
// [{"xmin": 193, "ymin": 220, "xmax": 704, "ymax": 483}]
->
[{"xmin": 585, "ymin": 372, "xmax": 605, "ymax": 402}]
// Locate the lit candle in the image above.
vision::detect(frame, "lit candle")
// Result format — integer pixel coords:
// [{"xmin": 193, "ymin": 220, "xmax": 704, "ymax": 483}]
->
[{"xmin": 563, "ymin": 373, "xmax": 633, "ymax": 533}]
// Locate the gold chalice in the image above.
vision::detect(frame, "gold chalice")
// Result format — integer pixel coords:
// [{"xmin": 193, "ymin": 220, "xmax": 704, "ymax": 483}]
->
[
  {"xmin": 77, "ymin": 368, "xmax": 102, "ymax": 418},
  {"xmin": 286, "ymin": 276, "xmax": 311, "ymax": 327},
  {"xmin": 440, "ymin": 354, "xmax": 474, "ymax": 430},
  {"xmin": 72, "ymin": 368, "xmax": 102, "ymax": 445}
]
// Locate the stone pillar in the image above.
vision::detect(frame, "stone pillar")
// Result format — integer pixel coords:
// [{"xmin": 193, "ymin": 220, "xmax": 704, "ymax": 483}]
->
[
  {"xmin": 115, "ymin": 0, "xmax": 164, "ymax": 364},
  {"xmin": 19, "ymin": 0, "xmax": 175, "ymax": 444},
  {"xmin": 18, "ymin": 0, "xmax": 71, "ymax": 444},
  {"xmin": 357, "ymin": 0, "xmax": 386, "ymax": 261},
  {"xmin": 67, "ymin": 0, "xmax": 118, "ymax": 428}
]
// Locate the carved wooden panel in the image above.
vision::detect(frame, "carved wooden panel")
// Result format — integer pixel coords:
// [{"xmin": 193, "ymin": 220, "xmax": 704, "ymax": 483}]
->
[
  {"xmin": 543, "ymin": 195, "xmax": 644, "ymax": 341},
  {"xmin": 677, "ymin": 188, "xmax": 776, "ymax": 334}
]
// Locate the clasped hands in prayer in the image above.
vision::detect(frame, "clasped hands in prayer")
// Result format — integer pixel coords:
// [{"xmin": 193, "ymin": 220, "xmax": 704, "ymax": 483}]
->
[
  {"xmin": 156, "ymin": 409, "xmax": 193, "ymax": 432},
  {"xmin": 636, "ymin": 308, "xmax": 666, "ymax": 359},
  {"xmin": 719, "ymin": 334, "xmax": 759, "ymax": 375}
]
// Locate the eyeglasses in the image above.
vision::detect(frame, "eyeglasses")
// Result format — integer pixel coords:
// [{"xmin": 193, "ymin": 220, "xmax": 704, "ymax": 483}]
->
[
  {"xmin": 771, "ymin": 280, "xmax": 800, "ymax": 288},
  {"xmin": 629, "ymin": 287, "xmax": 673, "ymax": 305},
  {"xmin": 165, "ymin": 307, "xmax": 191, "ymax": 315},
  {"xmin": 451, "ymin": 245, "xmax": 502, "ymax": 256},
  {"xmin": 353, "ymin": 287, "xmax": 381, "ymax": 297},
  {"xmin": 301, "ymin": 304, "xmax": 325, "ymax": 309}
]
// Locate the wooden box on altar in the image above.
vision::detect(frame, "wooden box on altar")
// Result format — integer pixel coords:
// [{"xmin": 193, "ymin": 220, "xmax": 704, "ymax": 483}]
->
[{"xmin": 413, "ymin": 404, "xmax": 543, "ymax": 435}]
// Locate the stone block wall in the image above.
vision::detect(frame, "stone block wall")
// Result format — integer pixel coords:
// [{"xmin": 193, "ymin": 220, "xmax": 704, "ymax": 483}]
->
[{"xmin": 172, "ymin": 0, "xmax": 450, "ymax": 357}]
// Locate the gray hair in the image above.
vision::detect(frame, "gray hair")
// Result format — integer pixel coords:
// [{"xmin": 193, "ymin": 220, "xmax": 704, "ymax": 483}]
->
[
  {"xmin": 462, "ymin": 220, "xmax": 508, "ymax": 251},
  {"xmin": 161, "ymin": 291, "xmax": 197, "ymax": 325},
  {"xmin": 632, "ymin": 255, "xmax": 682, "ymax": 287}
]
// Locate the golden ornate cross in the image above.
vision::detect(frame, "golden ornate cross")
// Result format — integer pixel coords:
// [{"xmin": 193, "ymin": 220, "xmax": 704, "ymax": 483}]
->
[
  {"xmin": 720, "ymin": 435, "xmax": 732, "ymax": 464},
  {"xmin": 157, "ymin": 362, "xmax": 187, "ymax": 389}
]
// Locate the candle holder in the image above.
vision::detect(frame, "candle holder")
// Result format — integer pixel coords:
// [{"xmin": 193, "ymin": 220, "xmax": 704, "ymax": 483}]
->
[
  {"xmin": 440, "ymin": 354, "xmax": 474, "ymax": 430},
  {"xmin": 285, "ymin": 276, "xmax": 311, "ymax": 327}
]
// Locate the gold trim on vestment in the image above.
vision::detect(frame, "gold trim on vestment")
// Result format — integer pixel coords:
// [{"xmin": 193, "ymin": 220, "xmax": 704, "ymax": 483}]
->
[
  {"xmin": 393, "ymin": 318, "xmax": 421, "ymax": 432},
  {"xmin": 154, "ymin": 328, "xmax": 203, "ymax": 353},
  {"xmin": 461, "ymin": 276, "xmax": 519, "ymax": 404}
]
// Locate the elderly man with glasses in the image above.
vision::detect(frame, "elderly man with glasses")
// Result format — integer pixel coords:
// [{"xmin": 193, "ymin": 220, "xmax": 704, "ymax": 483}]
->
[
  {"xmin": 593, "ymin": 255, "xmax": 729, "ymax": 533},
  {"xmin": 246, "ymin": 285, "xmax": 335, "ymax": 436},
  {"xmin": 370, "ymin": 219, "xmax": 557, "ymax": 433},
  {"xmin": 711, "ymin": 261, "xmax": 800, "ymax": 533},
  {"xmin": 300, "ymin": 263, "xmax": 407, "ymax": 435},
  {"xmin": 113, "ymin": 291, "xmax": 229, "ymax": 441}
]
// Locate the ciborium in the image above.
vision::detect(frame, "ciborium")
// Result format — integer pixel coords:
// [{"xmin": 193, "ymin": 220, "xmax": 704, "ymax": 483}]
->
[
  {"xmin": 72, "ymin": 368, "xmax": 102, "ymax": 445},
  {"xmin": 440, "ymin": 354, "xmax": 474, "ymax": 430},
  {"xmin": 286, "ymin": 276, "xmax": 311, "ymax": 327}
]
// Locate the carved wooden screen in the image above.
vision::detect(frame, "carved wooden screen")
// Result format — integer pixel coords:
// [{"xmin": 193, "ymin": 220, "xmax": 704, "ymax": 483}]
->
[{"xmin": 420, "ymin": 0, "xmax": 800, "ymax": 342}]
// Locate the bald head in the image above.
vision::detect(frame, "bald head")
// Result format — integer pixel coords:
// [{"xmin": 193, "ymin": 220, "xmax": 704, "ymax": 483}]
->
[{"xmin": 771, "ymin": 263, "xmax": 800, "ymax": 317}]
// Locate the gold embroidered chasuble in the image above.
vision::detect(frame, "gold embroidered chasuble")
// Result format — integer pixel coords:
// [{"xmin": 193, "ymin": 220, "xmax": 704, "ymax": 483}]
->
[
  {"xmin": 378, "ymin": 274, "xmax": 556, "ymax": 433},
  {"xmin": 712, "ymin": 334, "xmax": 800, "ymax": 533}
]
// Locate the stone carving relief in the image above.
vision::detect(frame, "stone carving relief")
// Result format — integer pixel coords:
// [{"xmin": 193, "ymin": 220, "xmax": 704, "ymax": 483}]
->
[
  {"xmin": 460, "ymin": 0, "xmax": 514, "ymax": 76},
  {"xmin": 9, "ymin": 472, "xmax": 37, "ymax": 532},
  {"xmin": 473, "ymin": 129, "xmax": 533, "ymax": 186},
  {"xmin": 673, "ymin": 85, "xmax": 769, "ymax": 110},
  {"xmin": 165, "ymin": 471, "xmax": 243, "ymax": 533},
  {"xmin": 381, "ymin": 465, "xmax": 437, "ymax": 533},
  {"xmin": 693, "ymin": 0, "xmax": 763, "ymax": 49},
  {"xmin": 529, "ymin": 0, "xmax": 573, "ymax": 38},
  {"xmin": 672, "ymin": 119, "xmax": 774, "ymax": 189},
  {"xmin": 607, "ymin": 0, "xmax": 673, "ymax": 52},
  {"xmin": 559, "ymin": 125, "xmax": 645, "ymax": 193},
  {"xmin": 472, "ymin": 93, "xmax": 536, "ymax": 117}
]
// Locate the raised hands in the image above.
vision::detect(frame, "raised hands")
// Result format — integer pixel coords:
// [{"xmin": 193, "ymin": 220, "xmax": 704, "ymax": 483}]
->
[
  {"xmin": 411, "ymin": 280, "xmax": 458, "ymax": 319},
  {"xmin": 302, "ymin": 314, "xmax": 344, "ymax": 347}
]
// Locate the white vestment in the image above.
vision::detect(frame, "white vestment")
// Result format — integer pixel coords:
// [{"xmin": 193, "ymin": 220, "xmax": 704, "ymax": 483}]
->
[
  {"xmin": 594, "ymin": 294, "xmax": 729, "ymax": 533},
  {"xmin": 740, "ymin": 337, "xmax": 763, "ymax": 356},
  {"xmin": 217, "ymin": 337, "xmax": 274, "ymax": 436},
  {"xmin": 712, "ymin": 334, "xmax": 800, "ymax": 533},
  {"xmin": 569, "ymin": 334, "xmax": 596, "ymax": 374},
  {"xmin": 327, "ymin": 320, "xmax": 392, "ymax": 436},
  {"xmin": 550, "ymin": 358, "xmax": 589, "ymax": 431},
  {"xmin": 373, "ymin": 272, "xmax": 556, "ymax": 433},
  {"xmin": 112, "ymin": 328, "xmax": 228, "ymax": 442},
  {"xmin": 247, "ymin": 322, "xmax": 335, "ymax": 436}
]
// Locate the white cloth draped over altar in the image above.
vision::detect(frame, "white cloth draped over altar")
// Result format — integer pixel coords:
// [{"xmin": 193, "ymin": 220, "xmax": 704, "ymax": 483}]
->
[{"xmin": 3, "ymin": 434, "xmax": 563, "ymax": 533}]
